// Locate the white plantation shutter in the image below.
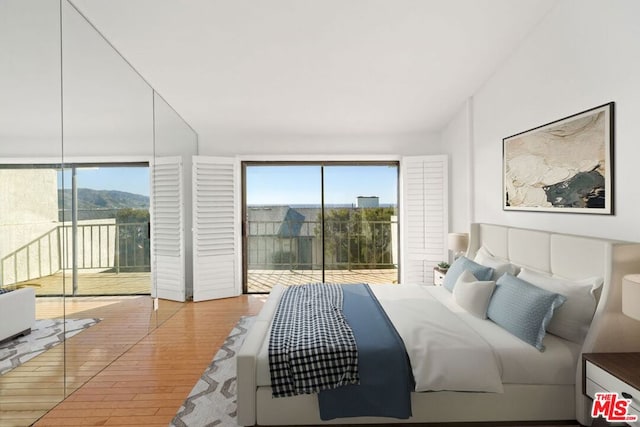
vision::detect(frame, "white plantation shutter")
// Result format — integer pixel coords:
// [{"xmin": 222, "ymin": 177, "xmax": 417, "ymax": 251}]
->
[
  {"xmin": 192, "ymin": 156, "xmax": 240, "ymax": 301},
  {"xmin": 152, "ymin": 156, "xmax": 186, "ymax": 302},
  {"xmin": 401, "ymin": 155, "xmax": 448, "ymax": 285}
]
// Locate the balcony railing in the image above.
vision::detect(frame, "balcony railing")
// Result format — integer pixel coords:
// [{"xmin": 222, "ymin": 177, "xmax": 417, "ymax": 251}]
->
[
  {"xmin": 246, "ymin": 218, "xmax": 398, "ymax": 272},
  {"xmin": 1, "ymin": 222, "xmax": 149, "ymax": 286}
]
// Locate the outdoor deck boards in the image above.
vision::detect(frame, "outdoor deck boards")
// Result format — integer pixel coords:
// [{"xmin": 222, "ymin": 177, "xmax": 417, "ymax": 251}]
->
[
  {"xmin": 13, "ymin": 269, "xmax": 398, "ymax": 296},
  {"xmin": 247, "ymin": 268, "xmax": 398, "ymax": 292}
]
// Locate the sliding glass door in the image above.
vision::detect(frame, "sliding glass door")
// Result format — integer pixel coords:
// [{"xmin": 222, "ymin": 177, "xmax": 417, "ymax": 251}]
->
[
  {"xmin": 244, "ymin": 165, "xmax": 321, "ymax": 292},
  {"xmin": 59, "ymin": 164, "xmax": 151, "ymax": 296},
  {"xmin": 1, "ymin": 163, "xmax": 150, "ymax": 297},
  {"xmin": 322, "ymin": 165, "xmax": 398, "ymax": 285},
  {"xmin": 243, "ymin": 162, "xmax": 398, "ymax": 293}
]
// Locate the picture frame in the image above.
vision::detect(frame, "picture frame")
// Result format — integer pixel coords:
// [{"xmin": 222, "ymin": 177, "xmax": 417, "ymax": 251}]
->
[{"xmin": 503, "ymin": 102, "xmax": 614, "ymax": 214}]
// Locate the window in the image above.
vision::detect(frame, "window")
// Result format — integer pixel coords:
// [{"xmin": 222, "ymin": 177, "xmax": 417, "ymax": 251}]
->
[{"xmin": 242, "ymin": 162, "xmax": 399, "ymax": 293}]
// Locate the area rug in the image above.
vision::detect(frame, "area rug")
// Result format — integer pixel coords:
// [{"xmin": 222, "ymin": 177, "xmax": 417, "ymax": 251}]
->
[
  {"xmin": 171, "ymin": 317, "xmax": 579, "ymax": 427},
  {"xmin": 0, "ymin": 317, "xmax": 101, "ymax": 375},
  {"xmin": 171, "ymin": 315, "xmax": 254, "ymax": 427}
]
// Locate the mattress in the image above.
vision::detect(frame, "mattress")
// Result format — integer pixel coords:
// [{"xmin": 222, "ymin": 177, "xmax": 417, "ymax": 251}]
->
[{"xmin": 255, "ymin": 284, "xmax": 581, "ymax": 388}]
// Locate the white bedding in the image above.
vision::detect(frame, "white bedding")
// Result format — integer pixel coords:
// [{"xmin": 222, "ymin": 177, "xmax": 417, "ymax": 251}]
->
[
  {"xmin": 255, "ymin": 284, "xmax": 580, "ymax": 391},
  {"xmin": 430, "ymin": 285, "xmax": 581, "ymax": 385},
  {"xmin": 369, "ymin": 284, "xmax": 503, "ymax": 393}
]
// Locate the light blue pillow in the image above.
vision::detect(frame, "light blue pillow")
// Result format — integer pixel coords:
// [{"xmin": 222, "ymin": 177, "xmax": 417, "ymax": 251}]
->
[
  {"xmin": 442, "ymin": 256, "xmax": 494, "ymax": 292},
  {"xmin": 487, "ymin": 273, "xmax": 566, "ymax": 351}
]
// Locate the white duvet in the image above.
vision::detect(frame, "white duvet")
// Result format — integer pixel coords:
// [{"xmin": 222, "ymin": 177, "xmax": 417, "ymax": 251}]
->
[
  {"xmin": 371, "ymin": 284, "xmax": 504, "ymax": 393},
  {"xmin": 255, "ymin": 284, "xmax": 579, "ymax": 391}
]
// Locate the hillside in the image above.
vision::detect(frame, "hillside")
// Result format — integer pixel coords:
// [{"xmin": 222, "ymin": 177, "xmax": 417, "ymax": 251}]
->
[{"xmin": 58, "ymin": 188, "xmax": 149, "ymax": 219}]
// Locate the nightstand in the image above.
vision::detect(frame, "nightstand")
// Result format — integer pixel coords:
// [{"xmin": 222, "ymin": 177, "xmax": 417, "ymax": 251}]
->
[
  {"xmin": 583, "ymin": 353, "xmax": 640, "ymax": 426},
  {"xmin": 433, "ymin": 268, "xmax": 446, "ymax": 286}
]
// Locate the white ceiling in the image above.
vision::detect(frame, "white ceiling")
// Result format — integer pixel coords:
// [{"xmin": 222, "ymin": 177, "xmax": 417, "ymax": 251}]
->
[{"xmin": 70, "ymin": 0, "xmax": 558, "ymax": 145}]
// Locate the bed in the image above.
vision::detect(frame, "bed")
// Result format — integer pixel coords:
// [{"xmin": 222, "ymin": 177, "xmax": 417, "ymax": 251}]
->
[{"xmin": 237, "ymin": 223, "xmax": 640, "ymax": 426}]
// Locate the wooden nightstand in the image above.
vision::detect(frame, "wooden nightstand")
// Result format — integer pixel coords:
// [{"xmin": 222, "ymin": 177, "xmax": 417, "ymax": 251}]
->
[{"xmin": 583, "ymin": 353, "xmax": 640, "ymax": 426}]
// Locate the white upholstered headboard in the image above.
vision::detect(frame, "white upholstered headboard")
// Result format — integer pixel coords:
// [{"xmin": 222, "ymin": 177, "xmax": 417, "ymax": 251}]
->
[
  {"xmin": 468, "ymin": 223, "xmax": 640, "ymax": 424},
  {"xmin": 469, "ymin": 223, "xmax": 610, "ymax": 280}
]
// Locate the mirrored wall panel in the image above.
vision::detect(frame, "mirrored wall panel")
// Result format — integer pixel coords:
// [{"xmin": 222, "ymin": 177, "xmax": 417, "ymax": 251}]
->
[
  {"xmin": 60, "ymin": 0, "xmax": 156, "ymax": 401},
  {"xmin": 61, "ymin": 1, "xmax": 153, "ymax": 156},
  {"xmin": 1, "ymin": 1, "xmax": 199, "ymax": 424},
  {"xmin": 0, "ymin": 0, "xmax": 66, "ymax": 424},
  {"xmin": 0, "ymin": 0, "xmax": 62, "ymax": 158}
]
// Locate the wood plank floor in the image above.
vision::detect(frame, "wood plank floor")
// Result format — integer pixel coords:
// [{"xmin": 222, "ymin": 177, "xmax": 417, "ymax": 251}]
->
[
  {"xmin": 0, "ymin": 295, "xmax": 265, "ymax": 427},
  {"xmin": 2, "ymin": 294, "xmax": 580, "ymax": 427}
]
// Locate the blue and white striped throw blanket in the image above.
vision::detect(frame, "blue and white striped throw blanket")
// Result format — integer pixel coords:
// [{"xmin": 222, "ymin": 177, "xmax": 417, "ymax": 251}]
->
[{"xmin": 268, "ymin": 283, "xmax": 359, "ymax": 397}]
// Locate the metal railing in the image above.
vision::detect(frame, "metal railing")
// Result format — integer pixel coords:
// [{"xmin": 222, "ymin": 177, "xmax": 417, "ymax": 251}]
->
[
  {"xmin": 1, "ymin": 222, "xmax": 150, "ymax": 286},
  {"xmin": 0, "ymin": 227, "xmax": 61, "ymax": 286},
  {"xmin": 246, "ymin": 218, "xmax": 398, "ymax": 271}
]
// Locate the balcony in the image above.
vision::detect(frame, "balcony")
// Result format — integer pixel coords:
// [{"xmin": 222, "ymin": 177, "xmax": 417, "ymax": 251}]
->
[
  {"xmin": 246, "ymin": 217, "xmax": 398, "ymax": 293},
  {"xmin": 4, "ymin": 216, "xmax": 399, "ymax": 295},
  {"xmin": 2, "ymin": 221, "xmax": 150, "ymax": 296}
]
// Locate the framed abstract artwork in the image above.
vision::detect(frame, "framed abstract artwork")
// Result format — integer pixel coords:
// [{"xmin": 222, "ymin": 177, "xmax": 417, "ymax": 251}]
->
[{"xmin": 503, "ymin": 102, "xmax": 614, "ymax": 214}]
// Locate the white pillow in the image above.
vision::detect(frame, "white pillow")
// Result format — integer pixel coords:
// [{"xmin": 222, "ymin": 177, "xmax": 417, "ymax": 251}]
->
[
  {"xmin": 474, "ymin": 246, "xmax": 519, "ymax": 281},
  {"xmin": 517, "ymin": 268, "xmax": 603, "ymax": 343},
  {"xmin": 453, "ymin": 270, "xmax": 496, "ymax": 319}
]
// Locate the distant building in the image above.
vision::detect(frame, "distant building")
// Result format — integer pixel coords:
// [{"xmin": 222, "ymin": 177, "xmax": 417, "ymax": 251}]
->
[
  {"xmin": 246, "ymin": 206, "xmax": 320, "ymax": 270},
  {"xmin": 356, "ymin": 196, "xmax": 379, "ymax": 208}
]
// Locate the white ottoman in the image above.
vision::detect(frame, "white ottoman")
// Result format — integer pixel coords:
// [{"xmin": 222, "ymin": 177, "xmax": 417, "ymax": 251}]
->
[{"xmin": 0, "ymin": 287, "xmax": 36, "ymax": 342}]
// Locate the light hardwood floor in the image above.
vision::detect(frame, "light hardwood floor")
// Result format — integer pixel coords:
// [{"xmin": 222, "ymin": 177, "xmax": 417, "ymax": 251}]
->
[
  {"xmin": 0, "ymin": 295, "xmax": 265, "ymax": 427},
  {"xmin": 2, "ymin": 294, "xmax": 580, "ymax": 427}
]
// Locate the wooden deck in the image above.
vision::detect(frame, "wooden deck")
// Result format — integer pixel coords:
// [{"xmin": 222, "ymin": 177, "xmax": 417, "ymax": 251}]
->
[
  {"xmin": 247, "ymin": 268, "xmax": 398, "ymax": 292},
  {"xmin": 12, "ymin": 268, "xmax": 398, "ymax": 296},
  {"xmin": 14, "ymin": 271, "xmax": 151, "ymax": 296}
]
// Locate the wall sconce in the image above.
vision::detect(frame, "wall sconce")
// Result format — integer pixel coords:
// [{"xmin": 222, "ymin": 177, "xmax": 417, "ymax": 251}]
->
[
  {"xmin": 447, "ymin": 232, "xmax": 469, "ymax": 261},
  {"xmin": 622, "ymin": 274, "xmax": 640, "ymax": 321}
]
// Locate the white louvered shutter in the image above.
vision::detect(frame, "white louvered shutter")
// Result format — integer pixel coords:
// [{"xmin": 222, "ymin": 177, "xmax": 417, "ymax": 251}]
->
[
  {"xmin": 401, "ymin": 155, "xmax": 448, "ymax": 285},
  {"xmin": 192, "ymin": 156, "xmax": 240, "ymax": 301},
  {"xmin": 152, "ymin": 156, "xmax": 186, "ymax": 302}
]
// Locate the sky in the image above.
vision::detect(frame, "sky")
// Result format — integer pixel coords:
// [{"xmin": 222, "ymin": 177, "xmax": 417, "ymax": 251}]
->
[
  {"xmin": 246, "ymin": 165, "xmax": 398, "ymax": 206},
  {"xmin": 58, "ymin": 166, "xmax": 150, "ymax": 196},
  {"xmin": 56, "ymin": 164, "xmax": 399, "ymax": 205}
]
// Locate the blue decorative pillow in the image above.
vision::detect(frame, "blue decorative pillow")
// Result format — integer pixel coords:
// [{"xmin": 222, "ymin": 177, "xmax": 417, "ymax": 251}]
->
[
  {"xmin": 487, "ymin": 273, "xmax": 566, "ymax": 351},
  {"xmin": 442, "ymin": 256, "xmax": 494, "ymax": 292}
]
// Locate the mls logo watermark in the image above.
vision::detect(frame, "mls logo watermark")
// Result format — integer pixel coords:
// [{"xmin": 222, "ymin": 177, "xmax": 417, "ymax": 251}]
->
[{"xmin": 591, "ymin": 392, "xmax": 638, "ymax": 422}]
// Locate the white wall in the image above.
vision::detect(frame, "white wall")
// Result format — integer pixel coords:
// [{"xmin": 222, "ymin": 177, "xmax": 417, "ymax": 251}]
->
[
  {"xmin": 459, "ymin": 0, "xmax": 640, "ymax": 242},
  {"xmin": 441, "ymin": 99, "xmax": 472, "ymax": 234},
  {"xmin": 198, "ymin": 132, "xmax": 442, "ymax": 157}
]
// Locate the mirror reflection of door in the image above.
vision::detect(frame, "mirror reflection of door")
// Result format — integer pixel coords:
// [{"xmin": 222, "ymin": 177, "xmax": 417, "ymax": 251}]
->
[
  {"xmin": 58, "ymin": 164, "xmax": 151, "ymax": 296},
  {"xmin": 1, "ymin": 164, "xmax": 150, "ymax": 297},
  {"xmin": 243, "ymin": 162, "xmax": 399, "ymax": 293}
]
